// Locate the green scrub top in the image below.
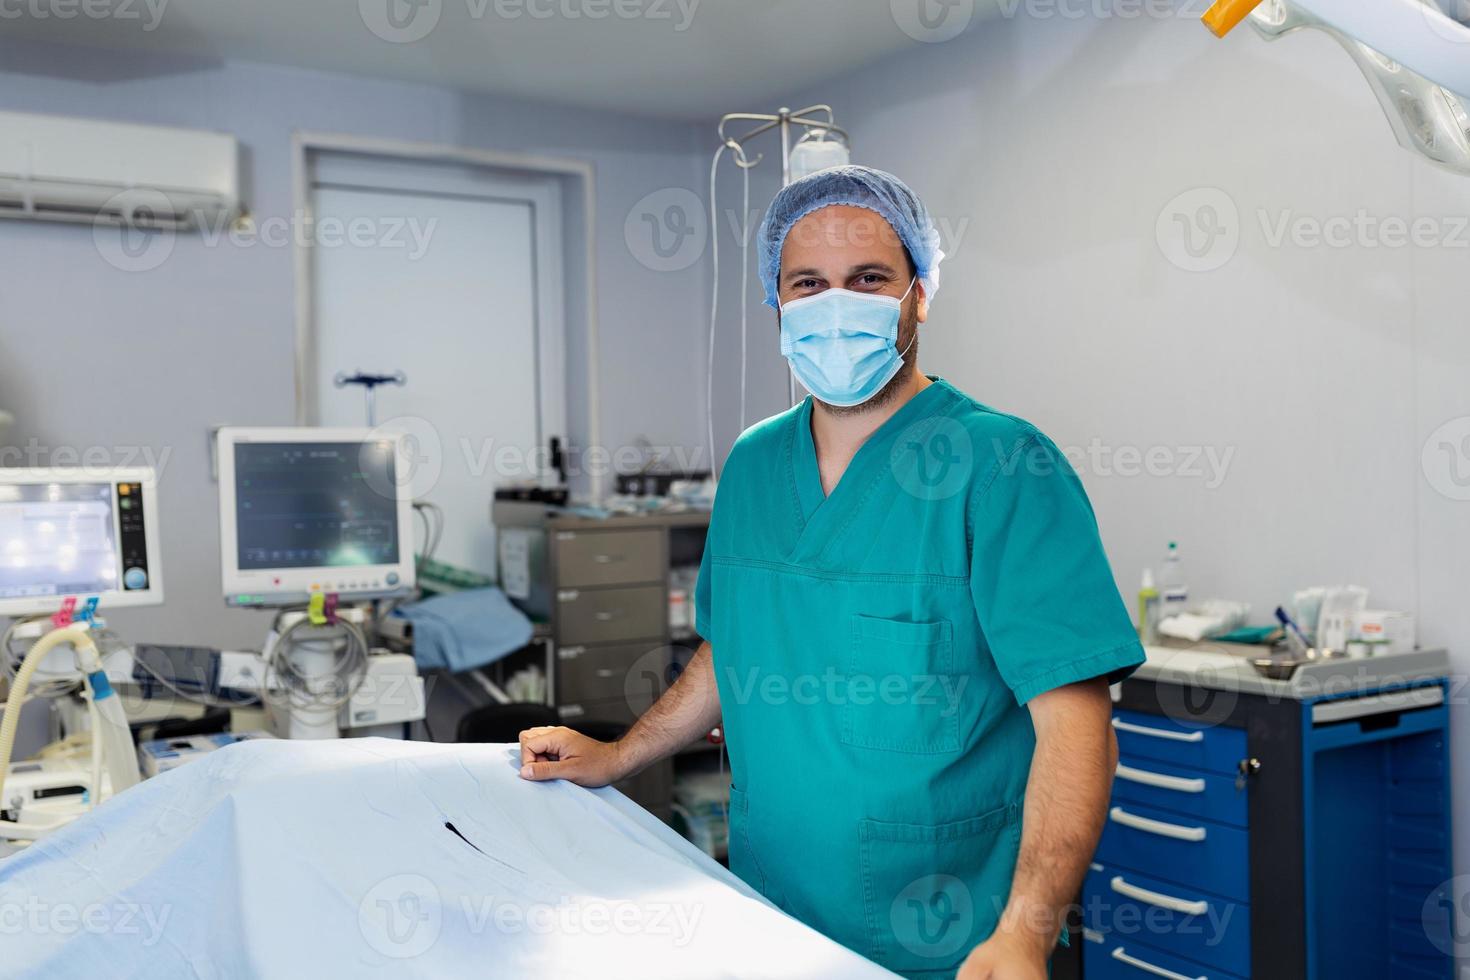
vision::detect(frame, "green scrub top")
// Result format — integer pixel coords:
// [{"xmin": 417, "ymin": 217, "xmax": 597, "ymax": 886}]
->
[{"xmin": 695, "ymin": 378, "xmax": 1144, "ymax": 979}]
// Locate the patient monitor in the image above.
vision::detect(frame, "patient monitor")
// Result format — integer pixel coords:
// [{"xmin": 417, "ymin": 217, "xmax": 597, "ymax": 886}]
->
[
  {"xmin": 216, "ymin": 427, "xmax": 415, "ymax": 607},
  {"xmin": 0, "ymin": 467, "xmax": 159, "ymax": 845},
  {"xmin": 0, "ymin": 467, "xmax": 163, "ymax": 619},
  {"xmin": 215, "ymin": 428, "xmax": 424, "ymax": 740},
  {"xmin": 0, "ymin": 467, "xmax": 162, "ymax": 689}
]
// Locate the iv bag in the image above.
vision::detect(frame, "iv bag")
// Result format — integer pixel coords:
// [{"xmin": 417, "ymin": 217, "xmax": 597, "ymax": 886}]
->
[
  {"xmin": 788, "ymin": 129, "xmax": 851, "ymax": 183},
  {"xmin": 1250, "ymin": 0, "xmax": 1470, "ymax": 174}
]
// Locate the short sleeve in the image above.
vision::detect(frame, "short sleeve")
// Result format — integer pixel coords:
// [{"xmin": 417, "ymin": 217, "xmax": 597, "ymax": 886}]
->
[
  {"xmin": 694, "ymin": 534, "xmax": 713, "ymax": 639},
  {"xmin": 969, "ymin": 432, "xmax": 1144, "ymax": 705}
]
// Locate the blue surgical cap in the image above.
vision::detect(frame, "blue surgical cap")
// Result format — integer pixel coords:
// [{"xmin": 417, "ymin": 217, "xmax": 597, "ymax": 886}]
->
[{"xmin": 756, "ymin": 165, "xmax": 944, "ymax": 309}]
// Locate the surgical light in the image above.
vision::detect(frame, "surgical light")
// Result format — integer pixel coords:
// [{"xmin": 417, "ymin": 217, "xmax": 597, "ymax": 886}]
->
[{"xmin": 1206, "ymin": 0, "xmax": 1470, "ymax": 175}]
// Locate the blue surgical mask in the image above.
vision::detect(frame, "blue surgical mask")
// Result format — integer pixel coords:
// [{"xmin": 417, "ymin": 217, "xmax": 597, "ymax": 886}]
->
[{"xmin": 779, "ymin": 278, "xmax": 916, "ymax": 407}]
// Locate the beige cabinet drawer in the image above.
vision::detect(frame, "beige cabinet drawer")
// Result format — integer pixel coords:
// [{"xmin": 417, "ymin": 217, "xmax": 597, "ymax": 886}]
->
[
  {"xmin": 556, "ymin": 585, "xmax": 665, "ymax": 644},
  {"xmin": 558, "ymin": 642, "xmax": 671, "ymax": 705},
  {"xmin": 554, "ymin": 529, "xmax": 663, "ymax": 587},
  {"xmin": 557, "ymin": 696, "xmax": 637, "ymax": 728}
]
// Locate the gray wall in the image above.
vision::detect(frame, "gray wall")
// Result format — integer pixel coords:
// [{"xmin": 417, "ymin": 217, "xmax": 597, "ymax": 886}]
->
[
  {"xmin": 712, "ymin": 10, "xmax": 1470, "ymax": 900},
  {"xmin": 0, "ymin": 39, "xmax": 711, "ymax": 650}
]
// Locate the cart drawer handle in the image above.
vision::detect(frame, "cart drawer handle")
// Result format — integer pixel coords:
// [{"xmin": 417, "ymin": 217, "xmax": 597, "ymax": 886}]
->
[
  {"xmin": 1110, "ymin": 875, "xmax": 1210, "ymax": 916},
  {"xmin": 1115, "ymin": 764, "xmax": 1206, "ymax": 794},
  {"xmin": 594, "ymin": 610, "xmax": 623, "ymax": 621},
  {"xmin": 1112, "ymin": 718, "xmax": 1204, "ymax": 742},
  {"xmin": 1111, "ymin": 946, "xmax": 1207, "ymax": 980},
  {"xmin": 1109, "ymin": 806, "xmax": 1207, "ymax": 842},
  {"xmin": 592, "ymin": 554, "xmax": 624, "ymax": 564}
]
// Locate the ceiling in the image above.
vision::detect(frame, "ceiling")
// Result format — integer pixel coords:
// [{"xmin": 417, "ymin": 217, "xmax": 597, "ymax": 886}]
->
[{"xmin": 0, "ymin": 0, "xmax": 991, "ymax": 120}]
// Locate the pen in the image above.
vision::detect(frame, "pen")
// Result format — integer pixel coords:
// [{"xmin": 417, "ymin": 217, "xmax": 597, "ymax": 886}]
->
[{"xmin": 1275, "ymin": 606, "xmax": 1313, "ymax": 652}]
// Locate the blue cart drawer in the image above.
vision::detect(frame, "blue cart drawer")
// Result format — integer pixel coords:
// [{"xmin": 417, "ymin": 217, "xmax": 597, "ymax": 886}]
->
[
  {"xmin": 1095, "ymin": 800, "xmax": 1249, "ymax": 902},
  {"xmin": 1083, "ymin": 930, "xmax": 1245, "ymax": 980},
  {"xmin": 1084, "ymin": 865, "xmax": 1250, "ymax": 977},
  {"xmin": 1113, "ymin": 709, "xmax": 1246, "ymax": 776},
  {"xmin": 1112, "ymin": 757, "xmax": 1248, "ymax": 829}
]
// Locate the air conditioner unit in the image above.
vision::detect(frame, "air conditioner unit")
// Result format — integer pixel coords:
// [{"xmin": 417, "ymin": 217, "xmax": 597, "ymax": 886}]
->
[{"xmin": 0, "ymin": 110, "xmax": 240, "ymax": 230}]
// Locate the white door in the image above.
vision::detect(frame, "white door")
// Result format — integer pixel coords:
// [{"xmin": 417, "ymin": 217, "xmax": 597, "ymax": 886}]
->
[{"xmin": 308, "ymin": 152, "xmax": 565, "ymax": 578}]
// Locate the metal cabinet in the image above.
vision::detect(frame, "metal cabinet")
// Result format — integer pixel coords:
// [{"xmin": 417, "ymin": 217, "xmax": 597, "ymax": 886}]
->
[
  {"xmin": 492, "ymin": 503, "xmax": 710, "ymax": 822},
  {"xmin": 1088, "ymin": 711, "xmax": 1252, "ymax": 980},
  {"xmin": 1082, "ymin": 653, "xmax": 1455, "ymax": 980}
]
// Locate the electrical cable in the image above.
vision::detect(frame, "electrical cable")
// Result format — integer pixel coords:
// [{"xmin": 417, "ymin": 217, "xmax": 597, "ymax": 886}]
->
[
  {"xmin": 265, "ymin": 610, "xmax": 369, "ymax": 710},
  {"xmin": 708, "ymin": 138, "xmax": 760, "ymax": 478},
  {"xmin": 128, "ymin": 650, "xmax": 259, "ymax": 710},
  {"xmin": 381, "ymin": 499, "xmax": 442, "ymax": 627},
  {"xmin": 415, "ymin": 506, "xmax": 429, "ymax": 564},
  {"xmin": 413, "ymin": 500, "xmax": 444, "ymax": 568},
  {"xmin": 707, "ymin": 141, "xmax": 727, "ymax": 481},
  {"xmin": 2, "ymin": 617, "xmax": 80, "ymax": 700},
  {"xmin": 86, "ymin": 678, "xmax": 101, "ymax": 811},
  {"xmin": 426, "ymin": 502, "xmax": 444, "ymax": 563},
  {"xmin": 0, "ymin": 626, "xmax": 95, "ymax": 814},
  {"xmin": 738, "ymin": 146, "xmax": 750, "ymax": 433}
]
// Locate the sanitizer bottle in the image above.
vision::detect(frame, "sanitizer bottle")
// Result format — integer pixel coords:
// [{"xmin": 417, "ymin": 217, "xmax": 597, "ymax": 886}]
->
[
  {"xmin": 1160, "ymin": 541, "xmax": 1189, "ymax": 620},
  {"xmin": 1138, "ymin": 568, "xmax": 1161, "ymax": 644}
]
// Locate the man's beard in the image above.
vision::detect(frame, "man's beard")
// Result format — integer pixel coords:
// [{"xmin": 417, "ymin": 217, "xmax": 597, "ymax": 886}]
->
[{"xmin": 815, "ymin": 305, "xmax": 920, "ymax": 418}]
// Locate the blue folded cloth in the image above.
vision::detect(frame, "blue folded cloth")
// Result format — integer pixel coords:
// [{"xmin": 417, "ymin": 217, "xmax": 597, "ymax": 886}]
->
[{"xmin": 394, "ymin": 587, "xmax": 533, "ymax": 673}]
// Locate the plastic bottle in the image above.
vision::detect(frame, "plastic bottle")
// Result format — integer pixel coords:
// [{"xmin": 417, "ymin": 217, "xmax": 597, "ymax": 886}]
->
[
  {"xmin": 1138, "ymin": 568, "xmax": 1161, "ymax": 644},
  {"xmin": 1160, "ymin": 541, "xmax": 1189, "ymax": 620}
]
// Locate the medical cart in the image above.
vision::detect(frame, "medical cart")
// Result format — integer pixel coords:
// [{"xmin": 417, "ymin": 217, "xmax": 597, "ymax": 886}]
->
[{"xmin": 1081, "ymin": 646, "xmax": 1455, "ymax": 980}]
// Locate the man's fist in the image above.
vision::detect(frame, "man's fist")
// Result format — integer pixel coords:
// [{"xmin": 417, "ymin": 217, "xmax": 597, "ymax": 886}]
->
[{"xmin": 517, "ymin": 726, "xmax": 628, "ymax": 787}]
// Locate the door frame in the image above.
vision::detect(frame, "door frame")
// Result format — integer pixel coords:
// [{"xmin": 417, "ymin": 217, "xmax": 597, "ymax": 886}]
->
[{"xmin": 290, "ymin": 131, "xmax": 602, "ymax": 497}]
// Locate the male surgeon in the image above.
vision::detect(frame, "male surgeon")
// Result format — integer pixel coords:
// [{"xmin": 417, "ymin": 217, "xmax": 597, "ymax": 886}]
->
[{"xmin": 519, "ymin": 167, "xmax": 1144, "ymax": 979}]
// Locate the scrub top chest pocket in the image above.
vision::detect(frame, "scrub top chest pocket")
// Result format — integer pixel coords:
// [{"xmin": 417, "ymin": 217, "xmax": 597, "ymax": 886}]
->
[{"xmin": 841, "ymin": 615, "xmax": 960, "ymax": 754}]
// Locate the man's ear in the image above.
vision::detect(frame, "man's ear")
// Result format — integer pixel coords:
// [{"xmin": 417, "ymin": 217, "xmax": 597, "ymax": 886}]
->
[{"xmin": 914, "ymin": 281, "xmax": 929, "ymax": 325}]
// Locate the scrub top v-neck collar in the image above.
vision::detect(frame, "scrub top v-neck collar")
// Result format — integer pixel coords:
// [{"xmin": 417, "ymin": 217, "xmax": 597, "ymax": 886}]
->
[{"xmin": 789, "ymin": 378, "xmax": 953, "ymax": 561}]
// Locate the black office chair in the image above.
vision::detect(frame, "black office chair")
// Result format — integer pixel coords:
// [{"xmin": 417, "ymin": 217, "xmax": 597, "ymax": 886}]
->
[
  {"xmin": 149, "ymin": 708, "xmax": 232, "ymax": 741},
  {"xmin": 455, "ymin": 703, "xmax": 630, "ymax": 745},
  {"xmin": 456, "ymin": 702, "xmax": 559, "ymax": 743}
]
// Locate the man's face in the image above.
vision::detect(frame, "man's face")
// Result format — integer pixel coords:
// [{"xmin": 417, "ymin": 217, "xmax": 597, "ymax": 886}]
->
[
  {"xmin": 778, "ymin": 205, "xmax": 928, "ymax": 320},
  {"xmin": 778, "ymin": 205, "xmax": 929, "ymax": 411}
]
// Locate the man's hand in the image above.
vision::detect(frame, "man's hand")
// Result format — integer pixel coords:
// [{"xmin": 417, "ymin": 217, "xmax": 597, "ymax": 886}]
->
[
  {"xmin": 956, "ymin": 931, "xmax": 1048, "ymax": 980},
  {"xmin": 517, "ymin": 642, "xmax": 723, "ymax": 789},
  {"xmin": 959, "ymin": 677, "xmax": 1115, "ymax": 980},
  {"xmin": 517, "ymin": 726, "xmax": 628, "ymax": 787}
]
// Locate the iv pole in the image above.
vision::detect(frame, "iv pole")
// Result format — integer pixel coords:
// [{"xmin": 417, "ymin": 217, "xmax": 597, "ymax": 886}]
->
[
  {"xmin": 717, "ymin": 105, "xmax": 851, "ymax": 187},
  {"xmin": 333, "ymin": 370, "xmax": 406, "ymax": 427},
  {"xmin": 711, "ymin": 105, "xmax": 852, "ymax": 411}
]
